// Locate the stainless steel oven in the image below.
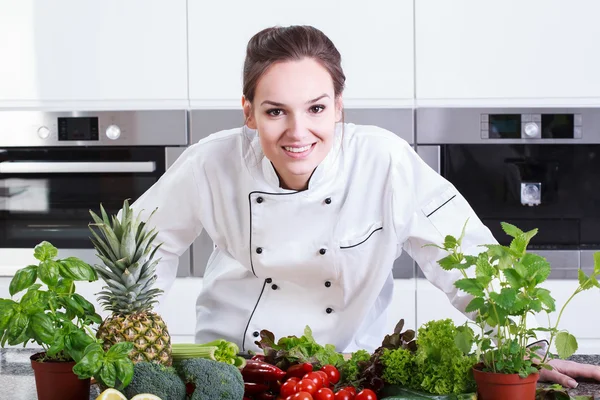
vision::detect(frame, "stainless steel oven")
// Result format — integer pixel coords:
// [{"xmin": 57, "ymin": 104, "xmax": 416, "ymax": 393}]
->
[
  {"xmin": 0, "ymin": 110, "xmax": 190, "ymax": 276},
  {"xmin": 416, "ymin": 107, "xmax": 600, "ymax": 279},
  {"xmin": 188, "ymin": 109, "xmax": 416, "ymax": 279}
]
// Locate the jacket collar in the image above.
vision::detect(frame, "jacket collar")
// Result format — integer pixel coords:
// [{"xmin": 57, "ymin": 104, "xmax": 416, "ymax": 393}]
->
[{"xmin": 244, "ymin": 123, "xmax": 344, "ymax": 194}]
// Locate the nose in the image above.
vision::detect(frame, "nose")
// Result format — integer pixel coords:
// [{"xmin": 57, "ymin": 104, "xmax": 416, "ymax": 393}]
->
[{"xmin": 285, "ymin": 115, "xmax": 309, "ymax": 141}]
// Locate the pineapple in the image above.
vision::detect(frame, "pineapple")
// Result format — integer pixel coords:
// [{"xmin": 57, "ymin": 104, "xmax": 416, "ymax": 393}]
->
[{"xmin": 88, "ymin": 199, "xmax": 172, "ymax": 366}]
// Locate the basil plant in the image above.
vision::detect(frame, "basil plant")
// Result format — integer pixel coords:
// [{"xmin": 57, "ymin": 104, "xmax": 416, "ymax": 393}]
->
[{"xmin": 0, "ymin": 241, "xmax": 134, "ymax": 390}]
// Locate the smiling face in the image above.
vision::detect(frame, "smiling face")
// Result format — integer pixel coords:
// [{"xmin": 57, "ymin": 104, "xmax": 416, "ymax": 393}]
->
[{"xmin": 243, "ymin": 58, "xmax": 343, "ymax": 191}]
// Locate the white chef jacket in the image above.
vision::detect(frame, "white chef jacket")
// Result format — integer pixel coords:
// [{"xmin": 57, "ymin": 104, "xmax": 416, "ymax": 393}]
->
[{"xmin": 130, "ymin": 122, "xmax": 498, "ymax": 354}]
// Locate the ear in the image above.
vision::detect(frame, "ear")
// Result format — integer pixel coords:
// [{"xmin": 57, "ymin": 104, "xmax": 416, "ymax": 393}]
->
[
  {"xmin": 335, "ymin": 96, "xmax": 343, "ymax": 122},
  {"xmin": 241, "ymin": 96, "xmax": 257, "ymax": 129}
]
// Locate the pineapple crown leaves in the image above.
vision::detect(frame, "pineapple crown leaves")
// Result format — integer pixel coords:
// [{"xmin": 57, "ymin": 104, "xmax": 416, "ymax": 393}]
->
[{"xmin": 88, "ymin": 199, "xmax": 165, "ymax": 314}]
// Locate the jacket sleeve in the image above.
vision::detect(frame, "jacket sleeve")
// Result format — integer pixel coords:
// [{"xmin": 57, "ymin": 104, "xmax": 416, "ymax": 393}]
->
[
  {"xmin": 392, "ymin": 141, "xmax": 498, "ymax": 318},
  {"xmin": 128, "ymin": 145, "xmax": 204, "ymax": 307}
]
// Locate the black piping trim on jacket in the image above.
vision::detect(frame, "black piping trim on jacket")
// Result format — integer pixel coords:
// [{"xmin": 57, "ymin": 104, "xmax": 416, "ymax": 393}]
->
[
  {"xmin": 241, "ymin": 279, "xmax": 268, "ymax": 352},
  {"xmin": 247, "ymin": 190, "xmax": 304, "ymax": 277},
  {"xmin": 426, "ymin": 195, "xmax": 456, "ymax": 218},
  {"xmin": 340, "ymin": 227, "xmax": 383, "ymax": 249}
]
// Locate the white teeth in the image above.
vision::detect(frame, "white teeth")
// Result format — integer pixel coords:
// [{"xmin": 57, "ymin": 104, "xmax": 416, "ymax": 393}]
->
[{"xmin": 284, "ymin": 144, "xmax": 311, "ymax": 153}]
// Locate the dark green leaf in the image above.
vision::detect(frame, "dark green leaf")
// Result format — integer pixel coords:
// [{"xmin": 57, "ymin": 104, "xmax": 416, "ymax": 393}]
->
[
  {"xmin": 71, "ymin": 294, "xmax": 95, "ymax": 315},
  {"xmin": 487, "ymin": 306, "xmax": 508, "ymax": 327},
  {"xmin": 112, "ymin": 358, "xmax": 134, "ymax": 390},
  {"xmin": 9, "ymin": 265, "xmax": 38, "ymax": 296},
  {"xmin": 61, "ymin": 296, "xmax": 84, "ymax": 317},
  {"xmin": 504, "ymin": 268, "xmax": 524, "ymax": 289},
  {"xmin": 536, "ymin": 288, "xmax": 556, "ymax": 312},
  {"xmin": 87, "ymin": 313, "xmax": 103, "ymax": 325},
  {"xmin": 455, "ymin": 278, "xmax": 485, "ymax": 297},
  {"xmin": 20, "ymin": 289, "xmax": 45, "ymax": 315},
  {"xmin": 100, "ymin": 362, "xmax": 117, "ymax": 388},
  {"xmin": 30, "ymin": 313, "xmax": 55, "ymax": 344},
  {"xmin": 47, "ymin": 334, "xmax": 65, "ymax": 357},
  {"xmin": 38, "ymin": 260, "xmax": 60, "ymax": 287},
  {"xmin": 72, "ymin": 343, "xmax": 104, "ymax": 379},
  {"xmin": 7, "ymin": 312, "xmax": 30, "ymax": 345},
  {"xmin": 64, "ymin": 330, "xmax": 95, "ymax": 363},
  {"xmin": 438, "ymin": 253, "xmax": 464, "ymax": 271},
  {"xmin": 501, "ymin": 222, "xmax": 524, "ymax": 238},
  {"xmin": 0, "ymin": 299, "xmax": 16, "ymax": 331},
  {"xmin": 465, "ymin": 297, "xmax": 485, "ymax": 313},
  {"xmin": 490, "ymin": 288, "xmax": 517, "ymax": 311},
  {"xmin": 59, "ymin": 258, "xmax": 97, "ymax": 282},
  {"xmin": 33, "ymin": 241, "xmax": 58, "ymax": 262},
  {"xmin": 443, "ymin": 235, "xmax": 458, "ymax": 249},
  {"xmin": 556, "ymin": 332, "xmax": 578, "ymax": 359},
  {"xmin": 55, "ymin": 279, "xmax": 74, "ymax": 295},
  {"xmin": 512, "ymin": 293, "xmax": 529, "ymax": 313},
  {"xmin": 106, "ymin": 342, "xmax": 133, "ymax": 360}
]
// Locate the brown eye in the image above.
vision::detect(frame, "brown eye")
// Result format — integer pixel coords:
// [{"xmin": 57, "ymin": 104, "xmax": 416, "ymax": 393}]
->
[
  {"xmin": 267, "ymin": 109, "xmax": 283, "ymax": 117},
  {"xmin": 310, "ymin": 105, "xmax": 325, "ymax": 114}
]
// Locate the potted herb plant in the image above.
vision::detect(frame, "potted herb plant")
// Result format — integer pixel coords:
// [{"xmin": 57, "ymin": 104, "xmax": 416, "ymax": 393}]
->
[
  {"xmin": 0, "ymin": 241, "xmax": 135, "ymax": 400},
  {"xmin": 432, "ymin": 221, "xmax": 600, "ymax": 400}
]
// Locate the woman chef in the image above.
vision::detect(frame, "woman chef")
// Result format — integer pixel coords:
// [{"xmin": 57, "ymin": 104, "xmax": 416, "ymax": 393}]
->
[{"xmin": 129, "ymin": 25, "xmax": 599, "ymax": 388}]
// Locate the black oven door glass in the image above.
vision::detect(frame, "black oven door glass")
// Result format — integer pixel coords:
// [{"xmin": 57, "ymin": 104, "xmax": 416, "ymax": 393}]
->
[
  {"xmin": 442, "ymin": 144, "xmax": 600, "ymax": 249},
  {"xmin": 0, "ymin": 147, "xmax": 165, "ymax": 249}
]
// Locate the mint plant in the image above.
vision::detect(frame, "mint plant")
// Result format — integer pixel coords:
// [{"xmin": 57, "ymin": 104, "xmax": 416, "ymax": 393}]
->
[
  {"xmin": 430, "ymin": 221, "xmax": 600, "ymax": 378},
  {"xmin": 0, "ymin": 241, "xmax": 134, "ymax": 390}
]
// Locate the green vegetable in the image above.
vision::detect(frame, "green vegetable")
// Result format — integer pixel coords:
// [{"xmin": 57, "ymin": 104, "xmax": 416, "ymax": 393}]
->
[
  {"xmin": 380, "ymin": 319, "xmax": 476, "ymax": 396},
  {"xmin": 340, "ymin": 349, "xmax": 371, "ymax": 384},
  {"xmin": 255, "ymin": 325, "xmax": 345, "ymax": 370},
  {"xmin": 0, "ymin": 241, "xmax": 134, "ymax": 389},
  {"xmin": 433, "ymin": 220, "xmax": 600, "ymax": 378},
  {"xmin": 380, "ymin": 385, "xmax": 476, "ymax": 399},
  {"xmin": 122, "ymin": 361, "xmax": 186, "ymax": 400},
  {"xmin": 177, "ymin": 357, "xmax": 244, "ymax": 400},
  {"xmin": 172, "ymin": 340, "xmax": 246, "ymax": 368}
]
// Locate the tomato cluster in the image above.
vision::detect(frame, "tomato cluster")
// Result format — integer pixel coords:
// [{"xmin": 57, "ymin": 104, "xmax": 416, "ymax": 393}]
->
[{"xmin": 242, "ymin": 359, "xmax": 377, "ymax": 400}]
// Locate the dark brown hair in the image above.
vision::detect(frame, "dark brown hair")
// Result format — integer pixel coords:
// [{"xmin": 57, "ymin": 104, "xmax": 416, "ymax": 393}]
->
[{"xmin": 242, "ymin": 25, "xmax": 346, "ymax": 103}]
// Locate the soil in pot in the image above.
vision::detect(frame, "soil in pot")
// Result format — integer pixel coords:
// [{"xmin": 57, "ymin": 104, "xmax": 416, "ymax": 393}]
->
[
  {"xmin": 30, "ymin": 352, "xmax": 91, "ymax": 400},
  {"xmin": 472, "ymin": 363, "xmax": 539, "ymax": 400}
]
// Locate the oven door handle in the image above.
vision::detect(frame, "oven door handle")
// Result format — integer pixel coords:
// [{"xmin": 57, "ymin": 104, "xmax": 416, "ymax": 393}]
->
[{"xmin": 0, "ymin": 161, "xmax": 156, "ymax": 174}]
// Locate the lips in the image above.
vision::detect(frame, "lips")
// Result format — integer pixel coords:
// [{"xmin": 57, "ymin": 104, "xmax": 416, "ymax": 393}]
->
[{"xmin": 281, "ymin": 143, "xmax": 316, "ymax": 159}]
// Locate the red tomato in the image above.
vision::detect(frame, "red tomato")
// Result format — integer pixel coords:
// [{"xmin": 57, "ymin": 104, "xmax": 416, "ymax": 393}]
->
[
  {"xmin": 314, "ymin": 387, "xmax": 334, "ymax": 400},
  {"xmin": 315, "ymin": 371, "xmax": 330, "ymax": 386},
  {"xmin": 342, "ymin": 387, "xmax": 356, "ymax": 397},
  {"xmin": 297, "ymin": 379, "xmax": 318, "ymax": 396},
  {"xmin": 333, "ymin": 390, "xmax": 353, "ymax": 400},
  {"xmin": 286, "ymin": 377, "xmax": 300, "ymax": 384},
  {"xmin": 280, "ymin": 379, "xmax": 298, "ymax": 398},
  {"xmin": 289, "ymin": 392, "xmax": 314, "ymax": 400},
  {"xmin": 355, "ymin": 389, "xmax": 377, "ymax": 400},
  {"xmin": 320, "ymin": 365, "xmax": 340, "ymax": 385},
  {"xmin": 303, "ymin": 372, "xmax": 325, "ymax": 388}
]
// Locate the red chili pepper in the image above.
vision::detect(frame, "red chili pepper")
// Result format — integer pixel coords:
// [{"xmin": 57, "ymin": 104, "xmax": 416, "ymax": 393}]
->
[
  {"xmin": 252, "ymin": 354, "xmax": 266, "ymax": 362},
  {"xmin": 244, "ymin": 382, "xmax": 270, "ymax": 395},
  {"xmin": 285, "ymin": 362, "xmax": 313, "ymax": 379},
  {"xmin": 242, "ymin": 360, "xmax": 287, "ymax": 383}
]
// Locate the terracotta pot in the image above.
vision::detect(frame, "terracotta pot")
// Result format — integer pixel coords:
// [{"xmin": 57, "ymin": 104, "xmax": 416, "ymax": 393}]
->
[
  {"xmin": 472, "ymin": 363, "xmax": 539, "ymax": 400},
  {"xmin": 30, "ymin": 352, "xmax": 91, "ymax": 400}
]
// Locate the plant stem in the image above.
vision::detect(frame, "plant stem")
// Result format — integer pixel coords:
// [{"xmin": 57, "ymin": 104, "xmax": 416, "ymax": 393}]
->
[{"xmin": 542, "ymin": 286, "xmax": 582, "ymax": 363}]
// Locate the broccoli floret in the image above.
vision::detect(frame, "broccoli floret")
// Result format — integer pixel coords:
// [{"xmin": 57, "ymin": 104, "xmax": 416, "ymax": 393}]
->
[
  {"xmin": 177, "ymin": 358, "xmax": 244, "ymax": 400},
  {"xmin": 122, "ymin": 362, "xmax": 187, "ymax": 400}
]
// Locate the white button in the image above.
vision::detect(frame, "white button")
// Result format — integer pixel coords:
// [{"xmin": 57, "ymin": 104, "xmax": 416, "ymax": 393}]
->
[
  {"xmin": 37, "ymin": 126, "xmax": 50, "ymax": 139},
  {"xmin": 106, "ymin": 125, "xmax": 121, "ymax": 140}
]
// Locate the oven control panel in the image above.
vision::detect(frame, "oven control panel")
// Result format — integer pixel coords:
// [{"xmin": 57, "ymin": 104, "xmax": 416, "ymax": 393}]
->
[{"xmin": 481, "ymin": 113, "xmax": 582, "ymax": 139}]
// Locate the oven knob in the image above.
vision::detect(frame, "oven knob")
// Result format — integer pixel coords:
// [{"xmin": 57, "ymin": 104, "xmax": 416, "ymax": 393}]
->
[
  {"xmin": 105, "ymin": 125, "xmax": 121, "ymax": 140},
  {"xmin": 37, "ymin": 126, "xmax": 50, "ymax": 139},
  {"xmin": 524, "ymin": 122, "xmax": 539, "ymax": 138}
]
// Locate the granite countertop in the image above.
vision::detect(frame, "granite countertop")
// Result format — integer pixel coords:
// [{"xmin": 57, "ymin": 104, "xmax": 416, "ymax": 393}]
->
[{"xmin": 1, "ymin": 349, "xmax": 599, "ymax": 399}]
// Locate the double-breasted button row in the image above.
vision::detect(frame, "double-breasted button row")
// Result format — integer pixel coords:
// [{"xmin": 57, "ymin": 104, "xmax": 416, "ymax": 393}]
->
[{"xmin": 256, "ymin": 196, "xmax": 331, "ymax": 204}]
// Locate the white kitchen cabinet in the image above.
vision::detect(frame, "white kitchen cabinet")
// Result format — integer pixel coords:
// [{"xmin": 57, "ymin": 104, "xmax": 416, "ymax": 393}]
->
[
  {"xmin": 415, "ymin": 1, "xmax": 600, "ymax": 105},
  {"xmin": 0, "ymin": 0, "xmax": 188, "ymax": 109},
  {"xmin": 188, "ymin": 0, "xmax": 414, "ymax": 109}
]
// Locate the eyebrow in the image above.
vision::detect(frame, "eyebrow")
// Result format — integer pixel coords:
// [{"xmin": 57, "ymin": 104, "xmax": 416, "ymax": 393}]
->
[{"xmin": 260, "ymin": 94, "xmax": 330, "ymax": 107}]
